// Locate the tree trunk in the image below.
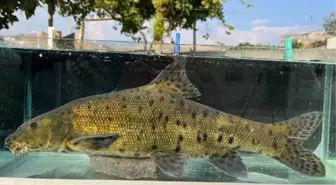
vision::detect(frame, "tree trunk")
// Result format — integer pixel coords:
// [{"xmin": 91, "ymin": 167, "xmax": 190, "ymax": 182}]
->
[
  {"xmin": 77, "ymin": 21, "xmax": 85, "ymax": 49},
  {"xmin": 150, "ymin": 39, "xmax": 155, "ymax": 51},
  {"xmin": 160, "ymin": 36, "xmax": 163, "ymax": 54},
  {"xmin": 139, "ymin": 31, "xmax": 147, "ymax": 51},
  {"xmin": 193, "ymin": 21, "xmax": 197, "ymax": 53},
  {"xmin": 47, "ymin": 0, "xmax": 56, "ymax": 27}
]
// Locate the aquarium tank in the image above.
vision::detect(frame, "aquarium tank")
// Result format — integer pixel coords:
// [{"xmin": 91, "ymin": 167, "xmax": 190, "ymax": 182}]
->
[{"xmin": 0, "ymin": 1, "xmax": 335, "ymax": 185}]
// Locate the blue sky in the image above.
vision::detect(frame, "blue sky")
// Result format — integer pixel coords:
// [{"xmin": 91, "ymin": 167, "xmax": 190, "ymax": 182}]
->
[{"xmin": 0, "ymin": 0, "xmax": 335, "ymax": 46}]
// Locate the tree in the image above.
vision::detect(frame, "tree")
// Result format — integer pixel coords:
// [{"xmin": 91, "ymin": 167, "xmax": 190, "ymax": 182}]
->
[
  {"xmin": 1, "ymin": 0, "xmax": 253, "ymax": 44},
  {"xmin": 323, "ymin": 12, "xmax": 336, "ymax": 36},
  {"xmin": 42, "ymin": 0, "xmax": 57, "ymax": 27},
  {"xmin": 0, "ymin": 0, "xmax": 40, "ymax": 29},
  {"xmin": 58, "ymin": 0, "xmax": 253, "ymax": 42},
  {"xmin": 292, "ymin": 40, "xmax": 303, "ymax": 49}
]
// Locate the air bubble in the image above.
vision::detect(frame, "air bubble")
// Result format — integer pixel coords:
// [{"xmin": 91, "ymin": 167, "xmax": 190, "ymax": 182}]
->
[{"xmin": 39, "ymin": 53, "xmax": 43, "ymax": 57}]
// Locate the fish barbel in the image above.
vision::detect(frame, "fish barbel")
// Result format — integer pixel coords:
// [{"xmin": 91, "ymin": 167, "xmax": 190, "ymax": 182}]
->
[{"xmin": 4, "ymin": 56, "xmax": 325, "ymax": 178}]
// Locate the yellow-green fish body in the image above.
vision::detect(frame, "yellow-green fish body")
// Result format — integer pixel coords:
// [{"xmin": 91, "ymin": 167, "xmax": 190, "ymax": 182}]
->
[{"xmin": 5, "ymin": 57, "xmax": 326, "ymax": 178}]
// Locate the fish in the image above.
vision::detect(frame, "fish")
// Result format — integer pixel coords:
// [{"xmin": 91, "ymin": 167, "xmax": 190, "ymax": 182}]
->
[{"xmin": 4, "ymin": 56, "xmax": 326, "ymax": 178}]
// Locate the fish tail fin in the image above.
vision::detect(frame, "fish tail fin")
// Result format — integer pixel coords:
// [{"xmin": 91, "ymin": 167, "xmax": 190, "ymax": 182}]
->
[{"xmin": 272, "ymin": 111, "xmax": 326, "ymax": 177}]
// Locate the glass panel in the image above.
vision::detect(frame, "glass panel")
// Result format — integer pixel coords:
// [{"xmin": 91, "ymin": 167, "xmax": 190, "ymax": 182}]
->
[{"xmin": 0, "ymin": 38, "xmax": 335, "ymax": 184}]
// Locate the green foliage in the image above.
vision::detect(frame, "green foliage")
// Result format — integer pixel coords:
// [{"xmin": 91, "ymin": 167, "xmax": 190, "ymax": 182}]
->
[
  {"xmin": 323, "ymin": 12, "xmax": 336, "ymax": 36},
  {"xmin": 292, "ymin": 40, "xmax": 303, "ymax": 49},
  {"xmin": 60, "ymin": 0, "xmax": 252, "ymax": 41},
  {"xmin": 1, "ymin": 0, "xmax": 253, "ymax": 42},
  {"xmin": 0, "ymin": 0, "xmax": 40, "ymax": 29},
  {"xmin": 237, "ymin": 42, "xmax": 254, "ymax": 47}
]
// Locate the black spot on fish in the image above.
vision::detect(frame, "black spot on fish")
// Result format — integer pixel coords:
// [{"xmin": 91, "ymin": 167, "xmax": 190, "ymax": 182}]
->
[
  {"xmin": 175, "ymin": 145, "xmax": 181, "ymax": 153},
  {"xmin": 178, "ymin": 135, "xmax": 183, "ymax": 141},
  {"xmin": 152, "ymin": 124, "xmax": 156, "ymax": 131},
  {"xmin": 149, "ymin": 100, "xmax": 154, "ymax": 106},
  {"xmin": 136, "ymin": 95, "xmax": 141, "ymax": 99},
  {"xmin": 202, "ymin": 133, "xmax": 208, "ymax": 141},
  {"xmin": 159, "ymin": 96, "xmax": 164, "ymax": 102},
  {"xmin": 245, "ymin": 124, "xmax": 250, "ymax": 131},
  {"xmin": 105, "ymin": 106, "xmax": 110, "ymax": 110},
  {"xmin": 181, "ymin": 88, "xmax": 187, "ymax": 92},
  {"xmin": 182, "ymin": 123, "xmax": 187, "ymax": 128},
  {"xmin": 217, "ymin": 134, "xmax": 223, "ymax": 143},
  {"xmin": 268, "ymin": 129, "xmax": 273, "ymax": 136},
  {"xmin": 152, "ymin": 145, "xmax": 158, "ymax": 150},
  {"xmin": 202, "ymin": 110, "xmax": 209, "ymax": 118},
  {"xmin": 175, "ymin": 84, "xmax": 181, "ymax": 89},
  {"xmin": 108, "ymin": 117, "xmax": 112, "ymax": 121},
  {"xmin": 197, "ymin": 134, "xmax": 202, "ymax": 143},
  {"xmin": 228, "ymin": 136, "xmax": 234, "ymax": 144},
  {"xmin": 121, "ymin": 104, "xmax": 127, "ymax": 109},
  {"xmin": 158, "ymin": 89, "xmax": 163, "ymax": 94},
  {"xmin": 122, "ymin": 97, "xmax": 127, "ymax": 102},
  {"xmin": 60, "ymin": 112, "xmax": 65, "ymax": 115},
  {"xmin": 30, "ymin": 122, "xmax": 37, "ymax": 129},
  {"xmin": 137, "ymin": 129, "xmax": 144, "ymax": 141},
  {"xmin": 164, "ymin": 116, "xmax": 169, "ymax": 123},
  {"xmin": 138, "ymin": 106, "xmax": 143, "ymax": 113},
  {"xmin": 170, "ymin": 99, "xmax": 175, "ymax": 104},
  {"xmin": 272, "ymin": 142, "xmax": 278, "ymax": 150},
  {"xmin": 119, "ymin": 148, "xmax": 125, "ymax": 153},
  {"xmin": 158, "ymin": 112, "xmax": 163, "ymax": 120},
  {"xmin": 192, "ymin": 112, "xmax": 197, "ymax": 119},
  {"xmin": 87, "ymin": 105, "xmax": 91, "ymax": 110},
  {"xmin": 176, "ymin": 120, "xmax": 181, "ymax": 126}
]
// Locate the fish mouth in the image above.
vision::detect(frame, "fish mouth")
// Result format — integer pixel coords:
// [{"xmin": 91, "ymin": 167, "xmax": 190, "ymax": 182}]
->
[{"xmin": 5, "ymin": 142, "xmax": 29, "ymax": 156}]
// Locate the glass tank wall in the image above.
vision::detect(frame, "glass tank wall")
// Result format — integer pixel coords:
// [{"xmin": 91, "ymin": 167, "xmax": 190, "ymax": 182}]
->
[{"xmin": 0, "ymin": 39, "xmax": 335, "ymax": 184}]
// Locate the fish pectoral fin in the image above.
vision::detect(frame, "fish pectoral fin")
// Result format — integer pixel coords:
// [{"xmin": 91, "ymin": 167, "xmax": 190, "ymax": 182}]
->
[
  {"xmin": 148, "ymin": 56, "xmax": 201, "ymax": 99},
  {"xmin": 69, "ymin": 134, "xmax": 120, "ymax": 151},
  {"xmin": 208, "ymin": 150, "xmax": 248, "ymax": 178},
  {"xmin": 150, "ymin": 151, "xmax": 186, "ymax": 178}
]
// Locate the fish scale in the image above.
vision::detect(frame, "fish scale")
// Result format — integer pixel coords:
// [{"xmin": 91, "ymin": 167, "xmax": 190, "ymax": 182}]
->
[{"xmin": 5, "ymin": 56, "xmax": 326, "ymax": 179}]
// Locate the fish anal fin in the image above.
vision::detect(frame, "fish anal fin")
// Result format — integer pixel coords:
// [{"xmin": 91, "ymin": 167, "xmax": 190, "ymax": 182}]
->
[
  {"xmin": 150, "ymin": 151, "xmax": 186, "ymax": 178},
  {"xmin": 149, "ymin": 56, "xmax": 201, "ymax": 98},
  {"xmin": 273, "ymin": 111, "xmax": 323, "ymax": 140},
  {"xmin": 69, "ymin": 134, "xmax": 120, "ymax": 152},
  {"xmin": 208, "ymin": 150, "xmax": 248, "ymax": 178},
  {"xmin": 274, "ymin": 138, "xmax": 325, "ymax": 177}
]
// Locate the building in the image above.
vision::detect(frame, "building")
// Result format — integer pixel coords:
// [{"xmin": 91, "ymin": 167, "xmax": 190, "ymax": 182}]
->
[{"xmin": 280, "ymin": 29, "xmax": 333, "ymax": 48}]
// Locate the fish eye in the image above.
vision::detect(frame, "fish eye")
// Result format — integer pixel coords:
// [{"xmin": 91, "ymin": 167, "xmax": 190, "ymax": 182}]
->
[{"xmin": 30, "ymin": 122, "xmax": 37, "ymax": 129}]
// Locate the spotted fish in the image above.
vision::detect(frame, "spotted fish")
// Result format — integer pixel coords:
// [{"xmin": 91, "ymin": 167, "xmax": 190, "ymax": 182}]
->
[{"xmin": 4, "ymin": 56, "xmax": 325, "ymax": 178}]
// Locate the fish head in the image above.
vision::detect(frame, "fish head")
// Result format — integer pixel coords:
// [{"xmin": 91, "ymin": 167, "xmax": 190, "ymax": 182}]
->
[{"xmin": 4, "ymin": 110, "xmax": 71, "ymax": 155}]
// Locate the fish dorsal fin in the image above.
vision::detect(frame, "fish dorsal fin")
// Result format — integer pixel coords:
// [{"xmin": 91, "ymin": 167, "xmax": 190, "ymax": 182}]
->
[{"xmin": 149, "ymin": 56, "xmax": 201, "ymax": 98}]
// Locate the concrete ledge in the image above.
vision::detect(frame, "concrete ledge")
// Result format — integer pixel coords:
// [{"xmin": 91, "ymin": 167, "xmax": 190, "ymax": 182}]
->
[{"xmin": 0, "ymin": 177, "xmax": 324, "ymax": 185}]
